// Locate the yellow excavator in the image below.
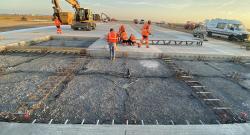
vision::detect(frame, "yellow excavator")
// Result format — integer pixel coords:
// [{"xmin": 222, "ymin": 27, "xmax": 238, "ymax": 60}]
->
[{"xmin": 52, "ymin": 0, "xmax": 96, "ymax": 31}]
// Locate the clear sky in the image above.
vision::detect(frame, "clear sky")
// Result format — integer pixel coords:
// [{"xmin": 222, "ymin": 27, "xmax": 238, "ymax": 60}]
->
[{"xmin": 1, "ymin": 0, "xmax": 250, "ymax": 28}]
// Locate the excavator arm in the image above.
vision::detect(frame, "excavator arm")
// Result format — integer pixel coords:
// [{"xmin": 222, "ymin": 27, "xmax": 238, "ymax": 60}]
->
[
  {"xmin": 51, "ymin": 0, "xmax": 97, "ymax": 30},
  {"xmin": 52, "ymin": 0, "xmax": 81, "ymax": 24},
  {"xmin": 52, "ymin": 0, "xmax": 80, "ymax": 14},
  {"xmin": 65, "ymin": 0, "xmax": 81, "ymax": 11}
]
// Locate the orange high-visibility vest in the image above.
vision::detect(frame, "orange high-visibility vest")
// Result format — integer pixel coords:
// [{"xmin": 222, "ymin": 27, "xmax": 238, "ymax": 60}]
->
[
  {"xmin": 121, "ymin": 32, "xmax": 128, "ymax": 40},
  {"xmin": 107, "ymin": 31, "xmax": 118, "ymax": 43},
  {"xmin": 54, "ymin": 19, "xmax": 61, "ymax": 26},
  {"xmin": 141, "ymin": 29, "xmax": 149, "ymax": 36},
  {"xmin": 143, "ymin": 23, "xmax": 151, "ymax": 33},
  {"xmin": 119, "ymin": 25, "xmax": 126, "ymax": 33}
]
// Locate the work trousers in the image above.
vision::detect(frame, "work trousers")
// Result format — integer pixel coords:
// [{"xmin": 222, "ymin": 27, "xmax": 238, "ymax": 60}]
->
[
  {"xmin": 109, "ymin": 43, "xmax": 116, "ymax": 60},
  {"xmin": 56, "ymin": 26, "xmax": 62, "ymax": 34}
]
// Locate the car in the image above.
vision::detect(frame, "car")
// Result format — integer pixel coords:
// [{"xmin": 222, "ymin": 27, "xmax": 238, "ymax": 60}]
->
[
  {"xmin": 206, "ymin": 19, "xmax": 249, "ymax": 41},
  {"xmin": 139, "ymin": 19, "xmax": 145, "ymax": 24}
]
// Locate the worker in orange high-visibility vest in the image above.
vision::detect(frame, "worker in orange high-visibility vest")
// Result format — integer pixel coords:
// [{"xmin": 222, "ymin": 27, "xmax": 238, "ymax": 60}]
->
[
  {"xmin": 141, "ymin": 28, "xmax": 150, "ymax": 48},
  {"xmin": 128, "ymin": 34, "xmax": 137, "ymax": 46},
  {"xmin": 54, "ymin": 16, "xmax": 62, "ymax": 34},
  {"xmin": 142, "ymin": 20, "xmax": 152, "ymax": 34},
  {"xmin": 107, "ymin": 28, "xmax": 118, "ymax": 60},
  {"xmin": 120, "ymin": 31, "xmax": 129, "ymax": 45},
  {"xmin": 119, "ymin": 25, "xmax": 126, "ymax": 33},
  {"xmin": 118, "ymin": 24, "xmax": 126, "ymax": 43}
]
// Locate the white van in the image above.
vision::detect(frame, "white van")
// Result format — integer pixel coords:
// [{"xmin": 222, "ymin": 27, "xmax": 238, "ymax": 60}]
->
[{"xmin": 206, "ymin": 19, "xmax": 249, "ymax": 41}]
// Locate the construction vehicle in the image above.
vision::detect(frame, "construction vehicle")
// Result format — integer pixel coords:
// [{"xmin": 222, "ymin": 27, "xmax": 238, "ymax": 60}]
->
[
  {"xmin": 206, "ymin": 19, "xmax": 249, "ymax": 41},
  {"xmin": 52, "ymin": 0, "xmax": 96, "ymax": 31},
  {"xmin": 100, "ymin": 13, "xmax": 117, "ymax": 22},
  {"xmin": 101, "ymin": 13, "xmax": 111, "ymax": 22}
]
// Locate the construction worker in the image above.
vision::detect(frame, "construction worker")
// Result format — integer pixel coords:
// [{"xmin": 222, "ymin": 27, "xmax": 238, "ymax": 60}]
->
[
  {"xmin": 141, "ymin": 28, "xmax": 150, "ymax": 48},
  {"xmin": 107, "ymin": 28, "xmax": 118, "ymax": 60},
  {"xmin": 128, "ymin": 34, "xmax": 137, "ymax": 46},
  {"xmin": 142, "ymin": 20, "xmax": 152, "ymax": 34},
  {"xmin": 54, "ymin": 16, "xmax": 62, "ymax": 34},
  {"xmin": 119, "ymin": 24, "xmax": 126, "ymax": 34},
  {"xmin": 118, "ymin": 24, "xmax": 126, "ymax": 43},
  {"xmin": 120, "ymin": 31, "xmax": 129, "ymax": 45},
  {"xmin": 140, "ymin": 20, "xmax": 152, "ymax": 48}
]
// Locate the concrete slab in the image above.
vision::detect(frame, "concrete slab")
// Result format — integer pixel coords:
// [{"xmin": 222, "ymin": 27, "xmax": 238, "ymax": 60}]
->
[
  {"xmin": 175, "ymin": 60, "xmax": 250, "ymax": 121},
  {"xmin": 0, "ymin": 22, "xmax": 250, "ymax": 60},
  {"xmin": 0, "ymin": 122, "xmax": 249, "ymax": 135}
]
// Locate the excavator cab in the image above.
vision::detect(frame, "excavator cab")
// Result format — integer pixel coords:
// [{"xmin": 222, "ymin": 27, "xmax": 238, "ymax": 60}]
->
[
  {"xmin": 75, "ymin": 8, "xmax": 92, "ymax": 22},
  {"xmin": 72, "ymin": 8, "xmax": 96, "ymax": 31}
]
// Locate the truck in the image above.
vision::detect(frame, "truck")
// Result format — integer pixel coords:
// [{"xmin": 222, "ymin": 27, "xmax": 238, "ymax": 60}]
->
[{"xmin": 206, "ymin": 19, "xmax": 249, "ymax": 41}]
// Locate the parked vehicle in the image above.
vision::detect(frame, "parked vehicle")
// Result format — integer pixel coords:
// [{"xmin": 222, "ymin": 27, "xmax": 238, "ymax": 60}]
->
[
  {"xmin": 139, "ymin": 19, "xmax": 145, "ymax": 24},
  {"xmin": 206, "ymin": 19, "xmax": 249, "ymax": 41},
  {"xmin": 193, "ymin": 24, "xmax": 207, "ymax": 40}
]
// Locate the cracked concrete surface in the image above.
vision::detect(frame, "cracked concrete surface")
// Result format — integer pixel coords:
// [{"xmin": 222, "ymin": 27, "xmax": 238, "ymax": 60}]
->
[
  {"xmin": 34, "ymin": 58, "xmax": 217, "ymax": 124},
  {"xmin": 1, "ymin": 53, "xmax": 250, "ymax": 124},
  {"xmin": 175, "ymin": 60, "xmax": 250, "ymax": 121}
]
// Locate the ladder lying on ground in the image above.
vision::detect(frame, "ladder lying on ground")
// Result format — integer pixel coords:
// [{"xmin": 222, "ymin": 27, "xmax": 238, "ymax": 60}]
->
[{"xmin": 148, "ymin": 39, "xmax": 203, "ymax": 46}]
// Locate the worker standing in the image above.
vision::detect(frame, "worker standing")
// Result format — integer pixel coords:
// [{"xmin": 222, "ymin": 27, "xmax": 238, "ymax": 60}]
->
[
  {"xmin": 143, "ymin": 20, "xmax": 152, "ymax": 34},
  {"xmin": 54, "ymin": 16, "xmax": 62, "ymax": 34},
  {"xmin": 107, "ymin": 28, "xmax": 118, "ymax": 61},
  {"xmin": 141, "ymin": 28, "xmax": 150, "ymax": 48},
  {"xmin": 141, "ymin": 20, "xmax": 152, "ymax": 48}
]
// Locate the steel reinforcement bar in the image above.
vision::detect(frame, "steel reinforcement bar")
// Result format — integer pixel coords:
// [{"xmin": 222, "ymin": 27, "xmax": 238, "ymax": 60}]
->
[
  {"xmin": 0, "ymin": 55, "xmax": 88, "ymax": 122},
  {"xmin": 1, "ymin": 46, "xmax": 87, "ymax": 55},
  {"xmin": 162, "ymin": 57, "xmax": 245, "ymax": 124}
]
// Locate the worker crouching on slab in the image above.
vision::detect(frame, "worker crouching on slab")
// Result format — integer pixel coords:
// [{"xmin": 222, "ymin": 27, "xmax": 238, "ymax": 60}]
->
[
  {"xmin": 128, "ymin": 34, "xmax": 136, "ymax": 46},
  {"xmin": 128, "ymin": 34, "xmax": 141, "ymax": 46},
  {"xmin": 107, "ymin": 28, "xmax": 118, "ymax": 61},
  {"xmin": 121, "ymin": 31, "xmax": 129, "ymax": 45},
  {"xmin": 54, "ymin": 16, "xmax": 62, "ymax": 34},
  {"xmin": 118, "ymin": 24, "xmax": 126, "ymax": 43}
]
